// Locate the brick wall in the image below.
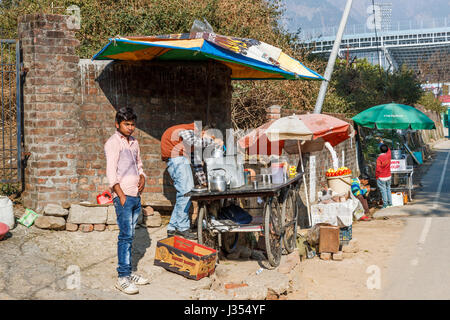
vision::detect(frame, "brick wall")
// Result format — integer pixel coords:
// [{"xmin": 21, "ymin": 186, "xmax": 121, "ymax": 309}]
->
[
  {"xmin": 19, "ymin": 14, "xmax": 232, "ymax": 212},
  {"xmin": 77, "ymin": 60, "xmax": 232, "ymax": 207},
  {"xmin": 19, "ymin": 14, "xmax": 81, "ymax": 211}
]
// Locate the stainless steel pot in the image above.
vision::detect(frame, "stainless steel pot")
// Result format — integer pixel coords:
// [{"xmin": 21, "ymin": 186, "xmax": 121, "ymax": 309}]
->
[{"xmin": 208, "ymin": 168, "xmax": 229, "ymax": 192}]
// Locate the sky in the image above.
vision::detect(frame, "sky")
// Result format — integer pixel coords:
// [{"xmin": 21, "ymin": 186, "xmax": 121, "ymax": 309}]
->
[{"xmin": 281, "ymin": 0, "xmax": 450, "ymax": 33}]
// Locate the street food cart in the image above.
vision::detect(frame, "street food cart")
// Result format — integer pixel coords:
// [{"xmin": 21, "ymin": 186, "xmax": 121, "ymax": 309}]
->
[
  {"xmin": 185, "ymin": 173, "xmax": 302, "ymax": 268},
  {"xmin": 391, "ymin": 166, "xmax": 414, "ymax": 201}
]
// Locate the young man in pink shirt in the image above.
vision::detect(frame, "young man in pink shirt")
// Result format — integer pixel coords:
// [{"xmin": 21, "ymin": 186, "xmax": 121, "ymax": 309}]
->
[{"xmin": 104, "ymin": 107, "xmax": 149, "ymax": 295}]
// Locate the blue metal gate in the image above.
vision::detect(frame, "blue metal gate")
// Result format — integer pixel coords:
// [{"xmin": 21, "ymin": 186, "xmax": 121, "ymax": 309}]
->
[{"xmin": 0, "ymin": 39, "xmax": 22, "ymax": 184}]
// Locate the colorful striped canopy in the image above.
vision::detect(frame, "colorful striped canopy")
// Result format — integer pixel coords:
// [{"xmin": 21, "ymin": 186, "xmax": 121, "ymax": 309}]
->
[{"xmin": 92, "ymin": 33, "xmax": 324, "ymax": 81}]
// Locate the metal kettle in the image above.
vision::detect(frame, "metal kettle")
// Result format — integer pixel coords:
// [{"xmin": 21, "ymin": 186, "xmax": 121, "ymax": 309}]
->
[{"xmin": 208, "ymin": 168, "xmax": 230, "ymax": 192}]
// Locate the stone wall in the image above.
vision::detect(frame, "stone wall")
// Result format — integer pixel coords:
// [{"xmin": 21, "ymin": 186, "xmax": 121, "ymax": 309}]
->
[{"xmin": 19, "ymin": 13, "xmax": 232, "ymax": 212}]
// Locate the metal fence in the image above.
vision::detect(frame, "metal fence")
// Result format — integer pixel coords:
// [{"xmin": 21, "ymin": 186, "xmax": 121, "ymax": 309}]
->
[
  {"xmin": 0, "ymin": 39, "xmax": 22, "ymax": 184},
  {"xmin": 301, "ymin": 17, "xmax": 450, "ymax": 40}
]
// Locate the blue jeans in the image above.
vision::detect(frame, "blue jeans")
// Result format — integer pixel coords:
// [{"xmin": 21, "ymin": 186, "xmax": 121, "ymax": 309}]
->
[
  {"xmin": 113, "ymin": 195, "xmax": 141, "ymax": 278},
  {"xmin": 377, "ymin": 178, "xmax": 392, "ymax": 207},
  {"xmin": 167, "ymin": 156, "xmax": 194, "ymax": 232}
]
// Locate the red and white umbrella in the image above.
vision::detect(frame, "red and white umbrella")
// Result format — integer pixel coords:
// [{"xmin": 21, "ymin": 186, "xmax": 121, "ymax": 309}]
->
[
  {"xmin": 238, "ymin": 113, "xmax": 352, "ymax": 155},
  {"xmin": 238, "ymin": 113, "xmax": 353, "ymax": 226}
]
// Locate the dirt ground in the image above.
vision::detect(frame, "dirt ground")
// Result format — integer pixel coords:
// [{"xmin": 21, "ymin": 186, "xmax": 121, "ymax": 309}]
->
[
  {"xmin": 0, "ymin": 206, "xmax": 405, "ymax": 300},
  {"xmin": 288, "ymin": 217, "xmax": 405, "ymax": 300}
]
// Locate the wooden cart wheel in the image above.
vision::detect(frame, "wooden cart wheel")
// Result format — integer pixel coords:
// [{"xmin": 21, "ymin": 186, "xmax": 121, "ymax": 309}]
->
[
  {"xmin": 264, "ymin": 196, "xmax": 282, "ymax": 267},
  {"xmin": 282, "ymin": 188, "xmax": 298, "ymax": 254},
  {"xmin": 197, "ymin": 203, "xmax": 219, "ymax": 251}
]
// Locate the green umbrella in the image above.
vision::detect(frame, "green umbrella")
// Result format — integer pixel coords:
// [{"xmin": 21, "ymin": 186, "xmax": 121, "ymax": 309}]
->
[{"xmin": 352, "ymin": 103, "xmax": 436, "ymax": 130}]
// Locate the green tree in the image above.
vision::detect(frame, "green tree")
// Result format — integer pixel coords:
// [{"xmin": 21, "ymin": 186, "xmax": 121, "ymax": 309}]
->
[
  {"xmin": 328, "ymin": 58, "xmax": 424, "ymax": 116},
  {"xmin": 0, "ymin": 0, "xmax": 327, "ymax": 129},
  {"xmin": 384, "ymin": 65, "xmax": 423, "ymax": 106},
  {"xmin": 417, "ymin": 91, "xmax": 446, "ymax": 113}
]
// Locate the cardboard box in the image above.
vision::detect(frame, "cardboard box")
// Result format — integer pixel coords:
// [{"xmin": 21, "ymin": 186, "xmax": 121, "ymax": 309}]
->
[
  {"xmin": 319, "ymin": 225, "xmax": 340, "ymax": 253},
  {"xmin": 154, "ymin": 236, "xmax": 217, "ymax": 280}
]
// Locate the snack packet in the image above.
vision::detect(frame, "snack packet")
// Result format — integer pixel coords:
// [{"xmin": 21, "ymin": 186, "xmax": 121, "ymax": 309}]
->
[{"xmin": 18, "ymin": 208, "xmax": 39, "ymax": 227}]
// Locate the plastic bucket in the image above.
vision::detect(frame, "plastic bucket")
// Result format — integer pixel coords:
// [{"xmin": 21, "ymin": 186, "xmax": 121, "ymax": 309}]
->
[
  {"xmin": 0, "ymin": 196, "xmax": 14, "ymax": 229},
  {"xmin": 271, "ymin": 163, "xmax": 285, "ymax": 184},
  {"xmin": 326, "ymin": 174, "xmax": 351, "ymax": 194}
]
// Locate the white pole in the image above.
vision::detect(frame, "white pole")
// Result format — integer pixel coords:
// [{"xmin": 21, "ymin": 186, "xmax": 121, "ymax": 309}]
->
[
  {"xmin": 314, "ymin": 0, "xmax": 354, "ymax": 114},
  {"xmin": 297, "ymin": 141, "xmax": 311, "ymax": 226}
]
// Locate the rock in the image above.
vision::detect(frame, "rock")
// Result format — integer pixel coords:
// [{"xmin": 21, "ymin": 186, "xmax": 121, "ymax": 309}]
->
[
  {"xmin": 67, "ymin": 204, "xmax": 108, "ymax": 224},
  {"xmin": 43, "ymin": 204, "xmax": 69, "ymax": 217},
  {"xmin": 94, "ymin": 224, "xmax": 106, "ymax": 231},
  {"xmin": 246, "ymin": 270, "xmax": 290, "ymax": 296},
  {"xmin": 192, "ymin": 289, "xmax": 231, "ymax": 300},
  {"xmin": 189, "ymin": 276, "xmax": 214, "ymax": 291},
  {"xmin": 34, "ymin": 216, "xmax": 66, "ymax": 230},
  {"xmin": 343, "ymin": 252, "xmax": 353, "ymax": 259},
  {"xmin": 143, "ymin": 212, "xmax": 161, "ymax": 227},
  {"xmin": 107, "ymin": 225, "xmax": 119, "ymax": 231},
  {"xmin": 65, "ymin": 223, "xmax": 78, "ymax": 232},
  {"xmin": 214, "ymin": 265, "xmax": 230, "ymax": 279},
  {"xmin": 320, "ymin": 252, "xmax": 331, "ymax": 260},
  {"xmin": 332, "ymin": 251, "xmax": 343, "ymax": 261},
  {"xmin": 142, "ymin": 206, "xmax": 154, "ymax": 216},
  {"xmin": 342, "ymin": 240, "xmax": 360, "ymax": 253},
  {"xmin": 231, "ymin": 285, "xmax": 267, "ymax": 300},
  {"xmin": 266, "ymin": 290, "xmax": 279, "ymax": 300},
  {"xmin": 79, "ymin": 224, "xmax": 94, "ymax": 232},
  {"xmin": 61, "ymin": 202, "xmax": 71, "ymax": 209},
  {"xmin": 106, "ymin": 205, "xmax": 116, "ymax": 224}
]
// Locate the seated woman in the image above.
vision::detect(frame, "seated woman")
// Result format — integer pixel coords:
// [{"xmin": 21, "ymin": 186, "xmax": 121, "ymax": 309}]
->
[{"xmin": 351, "ymin": 175, "xmax": 372, "ymax": 221}]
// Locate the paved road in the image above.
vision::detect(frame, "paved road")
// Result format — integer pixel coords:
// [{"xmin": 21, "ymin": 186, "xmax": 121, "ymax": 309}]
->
[{"xmin": 379, "ymin": 139, "xmax": 450, "ymax": 299}]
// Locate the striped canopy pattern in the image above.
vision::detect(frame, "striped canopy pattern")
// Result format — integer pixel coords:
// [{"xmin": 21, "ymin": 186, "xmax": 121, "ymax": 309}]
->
[{"xmin": 92, "ymin": 33, "xmax": 324, "ymax": 81}]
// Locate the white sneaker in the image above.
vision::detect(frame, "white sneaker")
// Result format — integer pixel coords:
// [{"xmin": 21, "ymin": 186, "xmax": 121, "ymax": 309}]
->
[
  {"xmin": 129, "ymin": 273, "xmax": 150, "ymax": 285},
  {"xmin": 115, "ymin": 276, "xmax": 139, "ymax": 294}
]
